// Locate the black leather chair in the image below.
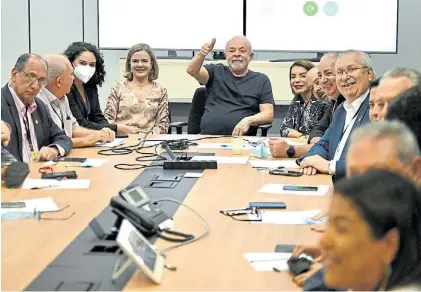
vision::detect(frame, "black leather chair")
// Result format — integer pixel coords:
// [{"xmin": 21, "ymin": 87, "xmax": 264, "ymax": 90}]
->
[
  {"xmin": 187, "ymin": 87, "xmax": 272, "ymax": 136},
  {"xmin": 168, "ymin": 108, "xmax": 188, "ymax": 134}
]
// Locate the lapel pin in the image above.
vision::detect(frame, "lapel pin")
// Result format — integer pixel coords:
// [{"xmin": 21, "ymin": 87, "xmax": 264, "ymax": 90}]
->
[{"xmin": 35, "ymin": 120, "xmax": 39, "ymax": 125}]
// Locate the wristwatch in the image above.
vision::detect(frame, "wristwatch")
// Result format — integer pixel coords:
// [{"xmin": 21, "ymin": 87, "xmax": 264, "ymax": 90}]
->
[{"xmin": 287, "ymin": 145, "xmax": 296, "ymax": 158}]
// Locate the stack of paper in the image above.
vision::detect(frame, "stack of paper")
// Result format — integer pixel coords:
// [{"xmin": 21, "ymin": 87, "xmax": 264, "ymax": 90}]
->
[
  {"xmin": 21, "ymin": 179, "xmax": 91, "ymax": 190},
  {"xmin": 197, "ymin": 143, "xmax": 255, "ymax": 150},
  {"xmin": 249, "ymin": 209, "xmax": 322, "ymax": 225},
  {"xmin": 95, "ymin": 138, "xmax": 126, "ymax": 148},
  {"xmin": 191, "ymin": 155, "xmax": 249, "ymax": 165},
  {"xmin": 258, "ymin": 184, "xmax": 330, "ymax": 196},
  {"xmin": 244, "ymin": 252, "xmax": 291, "ymax": 271},
  {"xmin": 249, "ymin": 160, "xmax": 299, "ymax": 169},
  {"xmin": 1, "ymin": 197, "xmax": 60, "ymax": 220}
]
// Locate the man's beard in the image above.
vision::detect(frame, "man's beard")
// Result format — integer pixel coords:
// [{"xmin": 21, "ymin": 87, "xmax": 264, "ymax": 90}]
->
[{"xmin": 229, "ymin": 59, "xmax": 249, "ymax": 72}]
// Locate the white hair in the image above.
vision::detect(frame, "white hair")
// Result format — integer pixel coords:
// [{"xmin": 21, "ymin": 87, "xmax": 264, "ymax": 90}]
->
[
  {"xmin": 225, "ymin": 36, "xmax": 253, "ymax": 53},
  {"xmin": 381, "ymin": 68, "xmax": 421, "ymax": 87},
  {"xmin": 351, "ymin": 120, "xmax": 420, "ymax": 165},
  {"xmin": 337, "ymin": 50, "xmax": 375, "ymax": 77}
]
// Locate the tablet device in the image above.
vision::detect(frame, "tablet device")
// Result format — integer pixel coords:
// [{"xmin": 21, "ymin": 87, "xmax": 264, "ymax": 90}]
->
[{"xmin": 116, "ymin": 219, "xmax": 164, "ymax": 284}]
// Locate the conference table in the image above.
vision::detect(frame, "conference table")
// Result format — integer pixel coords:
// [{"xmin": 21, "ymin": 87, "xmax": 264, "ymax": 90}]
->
[{"xmin": 1, "ymin": 135, "xmax": 332, "ymax": 291}]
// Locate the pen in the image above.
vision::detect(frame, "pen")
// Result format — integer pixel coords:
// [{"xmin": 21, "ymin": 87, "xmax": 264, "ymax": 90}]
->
[
  {"xmin": 64, "ymin": 165, "xmax": 93, "ymax": 168},
  {"xmin": 250, "ymin": 258, "xmax": 287, "ymax": 263},
  {"xmin": 30, "ymin": 185, "xmax": 59, "ymax": 190}
]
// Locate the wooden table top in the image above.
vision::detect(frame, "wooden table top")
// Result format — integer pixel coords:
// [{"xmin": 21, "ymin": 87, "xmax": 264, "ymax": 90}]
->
[{"xmin": 1, "ymin": 135, "xmax": 332, "ymax": 291}]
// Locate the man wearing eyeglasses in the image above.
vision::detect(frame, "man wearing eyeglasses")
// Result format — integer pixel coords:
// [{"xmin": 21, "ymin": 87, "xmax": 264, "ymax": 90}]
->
[
  {"xmin": 1, "ymin": 53, "xmax": 72, "ymax": 162},
  {"xmin": 297, "ymin": 50, "xmax": 374, "ymax": 178}
]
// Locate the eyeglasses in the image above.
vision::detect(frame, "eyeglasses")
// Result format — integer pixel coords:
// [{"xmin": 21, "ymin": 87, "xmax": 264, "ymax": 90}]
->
[
  {"xmin": 20, "ymin": 70, "xmax": 47, "ymax": 87},
  {"xmin": 335, "ymin": 67, "xmax": 369, "ymax": 76}
]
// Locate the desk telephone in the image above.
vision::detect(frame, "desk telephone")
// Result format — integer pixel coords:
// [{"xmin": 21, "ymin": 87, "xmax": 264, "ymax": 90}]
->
[{"xmin": 110, "ymin": 185, "xmax": 169, "ymax": 236}]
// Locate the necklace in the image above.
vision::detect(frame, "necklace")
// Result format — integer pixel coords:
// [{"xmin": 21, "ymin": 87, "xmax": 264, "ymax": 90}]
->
[{"xmin": 132, "ymin": 79, "xmax": 149, "ymax": 88}]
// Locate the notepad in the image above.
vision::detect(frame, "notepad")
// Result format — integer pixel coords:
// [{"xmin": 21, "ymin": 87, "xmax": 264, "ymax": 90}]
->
[
  {"xmin": 249, "ymin": 159, "xmax": 299, "ymax": 169},
  {"xmin": 22, "ymin": 179, "xmax": 91, "ymax": 190},
  {"xmin": 197, "ymin": 143, "xmax": 254, "ymax": 150},
  {"xmin": 249, "ymin": 209, "xmax": 322, "ymax": 225},
  {"xmin": 95, "ymin": 138, "xmax": 125, "ymax": 147},
  {"xmin": 191, "ymin": 155, "xmax": 249, "ymax": 164},
  {"xmin": 244, "ymin": 252, "xmax": 291, "ymax": 271}
]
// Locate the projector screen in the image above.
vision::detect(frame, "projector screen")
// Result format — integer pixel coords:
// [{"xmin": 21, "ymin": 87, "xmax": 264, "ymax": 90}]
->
[
  {"xmin": 246, "ymin": 0, "xmax": 398, "ymax": 53},
  {"xmin": 98, "ymin": 0, "xmax": 244, "ymax": 51}
]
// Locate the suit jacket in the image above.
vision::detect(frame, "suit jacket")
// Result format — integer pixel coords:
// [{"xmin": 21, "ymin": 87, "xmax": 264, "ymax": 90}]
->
[
  {"xmin": 297, "ymin": 93, "xmax": 371, "ymax": 178},
  {"xmin": 308, "ymin": 95, "xmax": 345, "ymax": 141},
  {"xmin": 67, "ymin": 84, "xmax": 117, "ymax": 132},
  {"xmin": 1, "ymin": 85, "xmax": 72, "ymax": 161}
]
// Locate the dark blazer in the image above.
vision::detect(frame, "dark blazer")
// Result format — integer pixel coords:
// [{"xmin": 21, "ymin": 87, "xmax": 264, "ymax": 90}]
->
[
  {"xmin": 308, "ymin": 95, "xmax": 345, "ymax": 141},
  {"xmin": 67, "ymin": 84, "xmax": 117, "ymax": 132},
  {"xmin": 1, "ymin": 85, "xmax": 72, "ymax": 161},
  {"xmin": 297, "ymin": 93, "xmax": 371, "ymax": 178}
]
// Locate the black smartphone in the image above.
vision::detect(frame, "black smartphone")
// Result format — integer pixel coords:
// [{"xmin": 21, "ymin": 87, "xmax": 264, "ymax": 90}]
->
[
  {"xmin": 283, "ymin": 185, "xmax": 318, "ymax": 192},
  {"xmin": 53, "ymin": 157, "xmax": 87, "ymax": 163},
  {"xmin": 269, "ymin": 169, "xmax": 303, "ymax": 177},
  {"xmin": 1, "ymin": 201, "xmax": 26, "ymax": 208},
  {"xmin": 41, "ymin": 171, "xmax": 77, "ymax": 180},
  {"xmin": 249, "ymin": 202, "xmax": 286, "ymax": 209}
]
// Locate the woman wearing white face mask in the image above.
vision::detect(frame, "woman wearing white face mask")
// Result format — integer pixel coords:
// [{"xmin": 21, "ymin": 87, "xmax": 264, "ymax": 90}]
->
[{"xmin": 64, "ymin": 42, "xmax": 137, "ymax": 136}]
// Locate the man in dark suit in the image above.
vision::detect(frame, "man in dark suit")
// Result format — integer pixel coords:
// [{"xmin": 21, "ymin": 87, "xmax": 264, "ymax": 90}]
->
[
  {"xmin": 1, "ymin": 53, "xmax": 72, "ymax": 162},
  {"xmin": 297, "ymin": 50, "xmax": 374, "ymax": 178}
]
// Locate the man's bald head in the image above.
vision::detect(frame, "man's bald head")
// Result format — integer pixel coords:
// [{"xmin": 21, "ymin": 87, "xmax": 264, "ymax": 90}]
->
[
  {"xmin": 44, "ymin": 54, "xmax": 74, "ymax": 98},
  {"xmin": 306, "ymin": 67, "xmax": 327, "ymax": 101}
]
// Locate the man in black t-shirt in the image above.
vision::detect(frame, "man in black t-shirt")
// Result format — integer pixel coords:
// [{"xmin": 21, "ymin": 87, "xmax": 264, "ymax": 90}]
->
[{"xmin": 187, "ymin": 36, "xmax": 274, "ymax": 136}]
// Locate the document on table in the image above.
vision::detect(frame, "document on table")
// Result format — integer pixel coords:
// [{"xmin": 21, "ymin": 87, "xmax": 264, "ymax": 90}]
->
[
  {"xmin": 95, "ymin": 138, "xmax": 125, "ymax": 147},
  {"xmin": 249, "ymin": 209, "xmax": 322, "ymax": 225},
  {"xmin": 159, "ymin": 134, "xmax": 200, "ymax": 140},
  {"xmin": 244, "ymin": 252, "xmax": 291, "ymax": 271},
  {"xmin": 249, "ymin": 159, "xmax": 299, "ymax": 169},
  {"xmin": 191, "ymin": 155, "xmax": 249, "ymax": 164},
  {"xmin": 22, "ymin": 179, "xmax": 91, "ymax": 190},
  {"xmin": 44, "ymin": 158, "xmax": 108, "ymax": 168},
  {"xmin": 197, "ymin": 143, "xmax": 255, "ymax": 150},
  {"xmin": 258, "ymin": 184, "xmax": 330, "ymax": 196},
  {"xmin": 1, "ymin": 197, "xmax": 60, "ymax": 220}
]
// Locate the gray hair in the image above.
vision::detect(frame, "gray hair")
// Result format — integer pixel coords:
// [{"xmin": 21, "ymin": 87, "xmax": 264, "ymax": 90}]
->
[
  {"xmin": 381, "ymin": 68, "xmax": 421, "ymax": 87},
  {"xmin": 14, "ymin": 53, "xmax": 47, "ymax": 72},
  {"xmin": 124, "ymin": 43, "xmax": 159, "ymax": 81},
  {"xmin": 351, "ymin": 120, "xmax": 420, "ymax": 165},
  {"xmin": 45, "ymin": 57, "xmax": 67, "ymax": 83},
  {"xmin": 225, "ymin": 36, "xmax": 253, "ymax": 53}
]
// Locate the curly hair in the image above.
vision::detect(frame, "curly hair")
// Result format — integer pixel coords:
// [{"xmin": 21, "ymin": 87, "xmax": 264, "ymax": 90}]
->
[{"xmin": 63, "ymin": 41, "xmax": 106, "ymax": 87}]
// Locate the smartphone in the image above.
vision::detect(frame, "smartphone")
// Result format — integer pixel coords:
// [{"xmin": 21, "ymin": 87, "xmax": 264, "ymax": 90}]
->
[
  {"xmin": 2, "ymin": 201, "xmax": 26, "ymax": 208},
  {"xmin": 249, "ymin": 202, "xmax": 286, "ymax": 209},
  {"xmin": 269, "ymin": 169, "xmax": 303, "ymax": 177},
  {"xmin": 283, "ymin": 185, "xmax": 318, "ymax": 192},
  {"xmin": 53, "ymin": 157, "xmax": 87, "ymax": 163},
  {"xmin": 41, "ymin": 171, "xmax": 77, "ymax": 180}
]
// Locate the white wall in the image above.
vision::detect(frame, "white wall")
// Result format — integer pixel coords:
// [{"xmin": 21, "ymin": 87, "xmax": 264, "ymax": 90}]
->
[{"xmin": 2, "ymin": 0, "xmax": 420, "ymax": 109}]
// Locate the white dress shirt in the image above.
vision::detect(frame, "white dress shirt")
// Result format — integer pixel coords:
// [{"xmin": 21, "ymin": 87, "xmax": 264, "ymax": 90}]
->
[
  {"xmin": 37, "ymin": 87, "xmax": 79, "ymax": 137},
  {"xmin": 328, "ymin": 89, "xmax": 369, "ymax": 175}
]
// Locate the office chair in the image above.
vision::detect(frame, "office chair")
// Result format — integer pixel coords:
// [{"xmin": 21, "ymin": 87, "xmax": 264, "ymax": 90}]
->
[
  {"xmin": 187, "ymin": 87, "xmax": 272, "ymax": 136},
  {"xmin": 168, "ymin": 107, "xmax": 188, "ymax": 134}
]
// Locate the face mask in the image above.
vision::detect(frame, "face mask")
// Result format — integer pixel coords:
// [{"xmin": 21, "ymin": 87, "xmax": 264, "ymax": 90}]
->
[
  {"xmin": 5, "ymin": 161, "xmax": 30, "ymax": 188},
  {"xmin": 73, "ymin": 65, "xmax": 96, "ymax": 83}
]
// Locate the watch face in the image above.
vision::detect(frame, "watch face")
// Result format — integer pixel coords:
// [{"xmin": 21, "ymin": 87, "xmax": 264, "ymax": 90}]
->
[{"xmin": 287, "ymin": 146, "xmax": 295, "ymax": 157}]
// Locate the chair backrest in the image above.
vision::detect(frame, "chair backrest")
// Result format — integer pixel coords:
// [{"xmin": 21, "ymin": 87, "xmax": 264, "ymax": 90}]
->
[{"xmin": 187, "ymin": 87, "xmax": 207, "ymax": 134}]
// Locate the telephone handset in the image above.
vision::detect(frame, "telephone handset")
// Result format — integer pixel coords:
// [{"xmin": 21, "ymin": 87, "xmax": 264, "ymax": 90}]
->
[{"xmin": 110, "ymin": 185, "xmax": 170, "ymax": 236}]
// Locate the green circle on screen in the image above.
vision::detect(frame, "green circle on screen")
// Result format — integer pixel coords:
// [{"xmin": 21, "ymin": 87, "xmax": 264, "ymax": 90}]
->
[
  {"xmin": 324, "ymin": 1, "xmax": 339, "ymax": 16},
  {"xmin": 303, "ymin": 1, "xmax": 318, "ymax": 16}
]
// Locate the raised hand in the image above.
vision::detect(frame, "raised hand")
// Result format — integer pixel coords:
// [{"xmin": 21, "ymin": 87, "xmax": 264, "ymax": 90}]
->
[{"xmin": 199, "ymin": 38, "xmax": 216, "ymax": 57}]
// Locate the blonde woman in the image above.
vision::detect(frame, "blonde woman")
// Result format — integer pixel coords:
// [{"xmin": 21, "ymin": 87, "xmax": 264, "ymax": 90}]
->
[{"xmin": 104, "ymin": 44, "xmax": 169, "ymax": 134}]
